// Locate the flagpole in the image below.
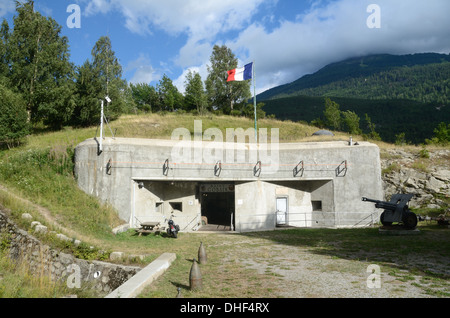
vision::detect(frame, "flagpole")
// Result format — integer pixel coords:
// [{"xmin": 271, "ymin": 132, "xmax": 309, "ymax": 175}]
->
[{"xmin": 253, "ymin": 62, "xmax": 257, "ymax": 144}]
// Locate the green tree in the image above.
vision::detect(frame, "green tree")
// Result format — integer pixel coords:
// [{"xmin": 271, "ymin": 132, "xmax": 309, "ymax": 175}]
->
[
  {"xmin": 0, "ymin": 83, "xmax": 30, "ymax": 149},
  {"xmin": 205, "ymin": 45, "xmax": 251, "ymax": 113},
  {"xmin": 72, "ymin": 60, "xmax": 101, "ymax": 126},
  {"xmin": 130, "ymin": 83, "xmax": 159, "ymax": 113},
  {"xmin": 395, "ymin": 132, "xmax": 407, "ymax": 145},
  {"xmin": 364, "ymin": 114, "xmax": 381, "ymax": 141},
  {"xmin": 8, "ymin": 0, "xmax": 75, "ymax": 127},
  {"xmin": 73, "ymin": 36, "xmax": 128, "ymax": 126},
  {"xmin": 184, "ymin": 70, "xmax": 207, "ymax": 114},
  {"xmin": 0, "ymin": 19, "xmax": 10, "ymax": 80},
  {"xmin": 157, "ymin": 74, "xmax": 183, "ymax": 112},
  {"xmin": 323, "ymin": 98, "xmax": 341, "ymax": 130},
  {"xmin": 426, "ymin": 122, "xmax": 450, "ymax": 145},
  {"xmin": 91, "ymin": 36, "xmax": 128, "ymax": 120},
  {"xmin": 342, "ymin": 110, "xmax": 361, "ymax": 135}
]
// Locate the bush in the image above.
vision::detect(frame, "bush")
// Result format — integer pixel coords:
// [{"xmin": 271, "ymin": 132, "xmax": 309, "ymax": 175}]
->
[
  {"xmin": 0, "ymin": 84, "xmax": 30, "ymax": 149},
  {"xmin": 426, "ymin": 122, "xmax": 449, "ymax": 145}
]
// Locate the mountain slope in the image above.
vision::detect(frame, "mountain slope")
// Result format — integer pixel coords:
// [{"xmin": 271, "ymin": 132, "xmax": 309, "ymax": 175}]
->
[
  {"xmin": 262, "ymin": 95, "xmax": 449, "ymax": 143},
  {"xmin": 258, "ymin": 53, "xmax": 450, "ymax": 102}
]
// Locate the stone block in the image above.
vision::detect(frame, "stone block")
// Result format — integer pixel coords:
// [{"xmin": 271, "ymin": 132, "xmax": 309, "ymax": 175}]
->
[
  {"xmin": 56, "ymin": 233, "xmax": 70, "ymax": 242},
  {"xmin": 34, "ymin": 225, "xmax": 48, "ymax": 234},
  {"xmin": 31, "ymin": 221, "xmax": 41, "ymax": 228},
  {"xmin": 110, "ymin": 252, "xmax": 124, "ymax": 261},
  {"xmin": 22, "ymin": 213, "xmax": 33, "ymax": 221}
]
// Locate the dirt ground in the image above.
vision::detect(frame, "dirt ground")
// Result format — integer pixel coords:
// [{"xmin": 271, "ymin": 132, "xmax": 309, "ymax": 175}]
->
[{"xmin": 213, "ymin": 235, "xmax": 449, "ymax": 298}]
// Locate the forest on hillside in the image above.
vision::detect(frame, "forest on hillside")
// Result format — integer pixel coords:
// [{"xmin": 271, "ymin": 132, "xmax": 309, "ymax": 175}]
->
[
  {"xmin": 259, "ymin": 53, "xmax": 450, "ymax": 144},
  {"xmin": 262, "ymin": 95, "xmax": 449, "ymax": 144},
  {"xmin": 277, "ymin": 62, "xmax": 450, "ymax": 105}
]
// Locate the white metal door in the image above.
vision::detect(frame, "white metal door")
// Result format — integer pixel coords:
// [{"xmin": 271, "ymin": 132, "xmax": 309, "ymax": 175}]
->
[{"xmin": 276, "ymin": 197, "xmax": 288, "ymax": 225}]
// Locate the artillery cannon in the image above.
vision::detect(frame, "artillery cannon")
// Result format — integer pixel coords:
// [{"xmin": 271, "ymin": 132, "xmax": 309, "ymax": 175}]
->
[{"xmin": 362, "ymin": 194, "xmax": 418, "ymax": 230}]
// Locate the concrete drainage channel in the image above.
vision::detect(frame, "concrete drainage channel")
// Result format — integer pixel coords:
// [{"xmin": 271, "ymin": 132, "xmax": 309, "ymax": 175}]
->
[{"xmin": 106, "ymin": 253, "xmax": 176, "ymax": 298}]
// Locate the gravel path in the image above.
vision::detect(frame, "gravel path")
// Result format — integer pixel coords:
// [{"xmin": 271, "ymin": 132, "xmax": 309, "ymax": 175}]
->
[{"xmin": 218, "ymin": 236, "xmax": 449, "ymax": 298}]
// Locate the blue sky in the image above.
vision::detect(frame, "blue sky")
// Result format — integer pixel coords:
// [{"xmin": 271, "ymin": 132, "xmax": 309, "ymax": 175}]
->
[{"xmin": 1, "ymin": 0, "xmax": 450, "ymax": 94}]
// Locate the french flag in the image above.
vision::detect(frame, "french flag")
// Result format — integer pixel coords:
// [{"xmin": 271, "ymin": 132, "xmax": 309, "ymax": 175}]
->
[{"xmin": 227, "ymin": 63, "xmax": 253, "ymax": 82}]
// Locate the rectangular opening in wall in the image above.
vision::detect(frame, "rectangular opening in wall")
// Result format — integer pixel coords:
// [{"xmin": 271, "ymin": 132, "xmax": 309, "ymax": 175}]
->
[
  {"xmin": 312, "ymin": 201, "xmax": 322, "ymax": 212},
  {"xmin": 169, "ymin": 202, "xmax": 183, "ymax": 212},
  {"xmin": 155, "ymin": 202, "xmax": 163, "ymax": 213}
]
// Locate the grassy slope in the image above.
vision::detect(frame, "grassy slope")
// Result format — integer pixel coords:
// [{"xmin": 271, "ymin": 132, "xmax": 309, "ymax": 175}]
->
[{"xmin": 0, "ymin": 113, "xmax": 448, "ymax": 298}]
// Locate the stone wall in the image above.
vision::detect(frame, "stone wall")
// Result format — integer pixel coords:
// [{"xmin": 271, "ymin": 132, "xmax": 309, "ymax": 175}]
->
[
  {"xmin": 381, "ymin": 148, "xmax": 450, "ymax": 210},
  {"xmin": 0, "ymin": 209, "xmax": 141, "ymax": 296}
]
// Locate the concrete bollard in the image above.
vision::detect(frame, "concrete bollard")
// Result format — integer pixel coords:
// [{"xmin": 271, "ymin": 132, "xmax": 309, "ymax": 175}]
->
[
  {"xmin": 198, "ymin": 242, "xmax": 207, "ymax": 265},
  {"xmin": 189, "ymin": 258, "xmax": 202, "ymax": 291}
]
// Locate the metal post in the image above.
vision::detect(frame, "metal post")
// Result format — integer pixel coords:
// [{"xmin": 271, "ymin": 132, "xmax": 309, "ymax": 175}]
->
[
  {"xmin": 253, "ymin": 62, "xmax": 257, "ymax": 144},
  {"xmin": 100, "ymin": 100, "xmax": 104, "ymax": 153}
]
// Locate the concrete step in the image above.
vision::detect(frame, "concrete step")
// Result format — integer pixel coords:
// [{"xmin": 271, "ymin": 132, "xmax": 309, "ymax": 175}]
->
[{"xmin": 105, "ymin": 252, "xmax": 176, "ymax": 298}]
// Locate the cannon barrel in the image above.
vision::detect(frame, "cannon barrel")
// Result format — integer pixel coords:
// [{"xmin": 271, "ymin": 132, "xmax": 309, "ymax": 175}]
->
[
  {"xmin": 362, "ymin": 197, "xmax": 397, "ymax": 211},
  {"xmin": 362, "ymin": 197, "xmax": 380, "ymax": 204}
]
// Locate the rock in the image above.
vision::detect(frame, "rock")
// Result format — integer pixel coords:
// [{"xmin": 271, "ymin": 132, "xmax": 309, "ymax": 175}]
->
[
  {"xmin": 56, "ymin": 233, "xmax": 70, "ymax": 242},
  {"xmin": 22, "ymin": 213, "xmax": 33, "ymax": 221},
  {"xmin": 34, "ymin": 224, "xmax": 48, "ymax": 234},
  {"xmin": 31, "ymin": 221, "xmax": 41, "ymax": 228},
  {"xmin": 112, "ymin": 224, "xmax": 130, "ymax": 235},
  {"xmin": 426, "ymin": 177, "xmax": 446, "ymax": 193},
  {"xmin": 433, "ymin": 170, "xmax": 450, "ymax": 182},
  {"xmin": 110, "ymin": 252, "xmax": 124, "ymax": 261},
  {"xmin": 404, "ymin": 177, "xmax": 419, "ymax": 189}
]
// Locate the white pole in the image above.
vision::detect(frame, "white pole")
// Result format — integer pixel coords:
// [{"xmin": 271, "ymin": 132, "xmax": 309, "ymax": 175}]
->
[
  {"xmin": 253, "ymin": 62, "xmax": 257, "ymax": 144},
  {"xmin": 100, "ymin": 100, "xmax": 104, "ymax": 153}
]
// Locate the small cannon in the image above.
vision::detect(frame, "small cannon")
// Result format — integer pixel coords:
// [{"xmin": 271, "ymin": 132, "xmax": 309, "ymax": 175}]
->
[{"xmin": 362, "ymin": 194, "xmax": 418, "ymax": 230}]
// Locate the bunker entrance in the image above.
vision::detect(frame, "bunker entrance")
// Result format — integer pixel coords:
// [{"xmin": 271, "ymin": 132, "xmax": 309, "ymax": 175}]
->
[{"xmin": 200, "ymin": 183, "xmax": 235, "ymax": 231}]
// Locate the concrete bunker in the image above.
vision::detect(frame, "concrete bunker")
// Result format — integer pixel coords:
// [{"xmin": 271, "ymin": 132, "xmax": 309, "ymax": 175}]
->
[{"xmin": 74, "ymin": 137, "xmax": 383, "ymax": 233}]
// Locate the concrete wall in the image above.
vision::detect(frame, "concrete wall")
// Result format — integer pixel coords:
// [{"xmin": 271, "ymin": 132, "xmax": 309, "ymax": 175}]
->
[{"xmin": 74, "ymin": 138, "xmax": 383, "ymax": 232}]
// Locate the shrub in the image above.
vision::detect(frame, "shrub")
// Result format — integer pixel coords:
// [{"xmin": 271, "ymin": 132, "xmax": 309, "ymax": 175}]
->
[{"xmin": 0, "ymin": 84, "xmax": 30, "ymax": 149}]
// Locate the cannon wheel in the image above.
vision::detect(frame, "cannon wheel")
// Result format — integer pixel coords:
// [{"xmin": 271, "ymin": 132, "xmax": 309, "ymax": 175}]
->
[
  {"xmin": 402, "ymin": 211, "xmax": 418, "ymax": 230},
  {"xmin": 380, "ymin": 212, "xmax": 392, "ymax": 226}
]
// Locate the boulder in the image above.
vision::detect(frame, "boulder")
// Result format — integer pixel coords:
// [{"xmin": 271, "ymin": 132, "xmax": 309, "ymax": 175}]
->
[
  {"xmin": 22, "ymin": 213, "xmax": 33, "ymax": 221},
  {"xmin": 34, "ymin": 224, "xmax": 48, "ymax": 234}
]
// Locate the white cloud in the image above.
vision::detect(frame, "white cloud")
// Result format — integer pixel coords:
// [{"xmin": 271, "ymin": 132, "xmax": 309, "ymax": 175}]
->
[
  {"xmin": 125, "ymin": 53, "xmax": 160, "ymax": 85},
  {"xmin": 228, "ymin": 0, "xmax": 450, "ymax": 93},
  {"xmin": 84, "ymin": 0, "xmax": 114, "ymax": 16},
  {"xmin": 83, "ymin": 0, "xmax": 265, "ymax": 37},
  {"xmin": 0, "ymin": 0, "xmax": 15, "ymax": 17},
  {"xmin": 83, "ymin": 0, "xmax": 450, "ymax": 94}
]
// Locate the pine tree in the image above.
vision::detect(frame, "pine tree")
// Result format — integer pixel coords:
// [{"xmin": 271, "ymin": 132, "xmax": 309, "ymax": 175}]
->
[
  {"xmin": 91, "ymin": 36, "xmax": 128, "ymax": 121},
  {"xmin": 205, "ymin": 45, "xmax": 251, "ymax": 113},
  {"xmin": 342, "ymin": 110, "xmax": 361, "ymax": 135},
  {"xmin": 8, "ymin": 0, "xmax": 75, "ymax": 127},
  {"xmin": 0, "ymin": 83, "xmax": 29, "ymax": 149},
  {"xmin": 157, "ymin": 74, "xmax": 183, "ymax": 112},
  {"xmin": 130, "ymin": 83, "xmax": 159, "ymax": 113},
  {"xmin": 0, "ymin": 19, "xmax": 10, "ymax": 81},
  {"xmin": 72, "ymin": 60, "xmax": 101, "ymax": 126},
  {"xmin": 73, "ymin": 36, "xmax": 128, "ymax": 126},
  {"xmin": 184, "ymin": 70, "xmax": 207, "ymax": 114},
  {"xmin": 323, "ymin": 98, "xmax": 342, "ymax": 130}
]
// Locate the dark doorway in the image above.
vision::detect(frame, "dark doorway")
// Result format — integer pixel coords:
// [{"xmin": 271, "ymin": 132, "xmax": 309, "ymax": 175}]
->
[{"xmin": 200, "ymin": 184, "xmax": 235, "ymax": 231}]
